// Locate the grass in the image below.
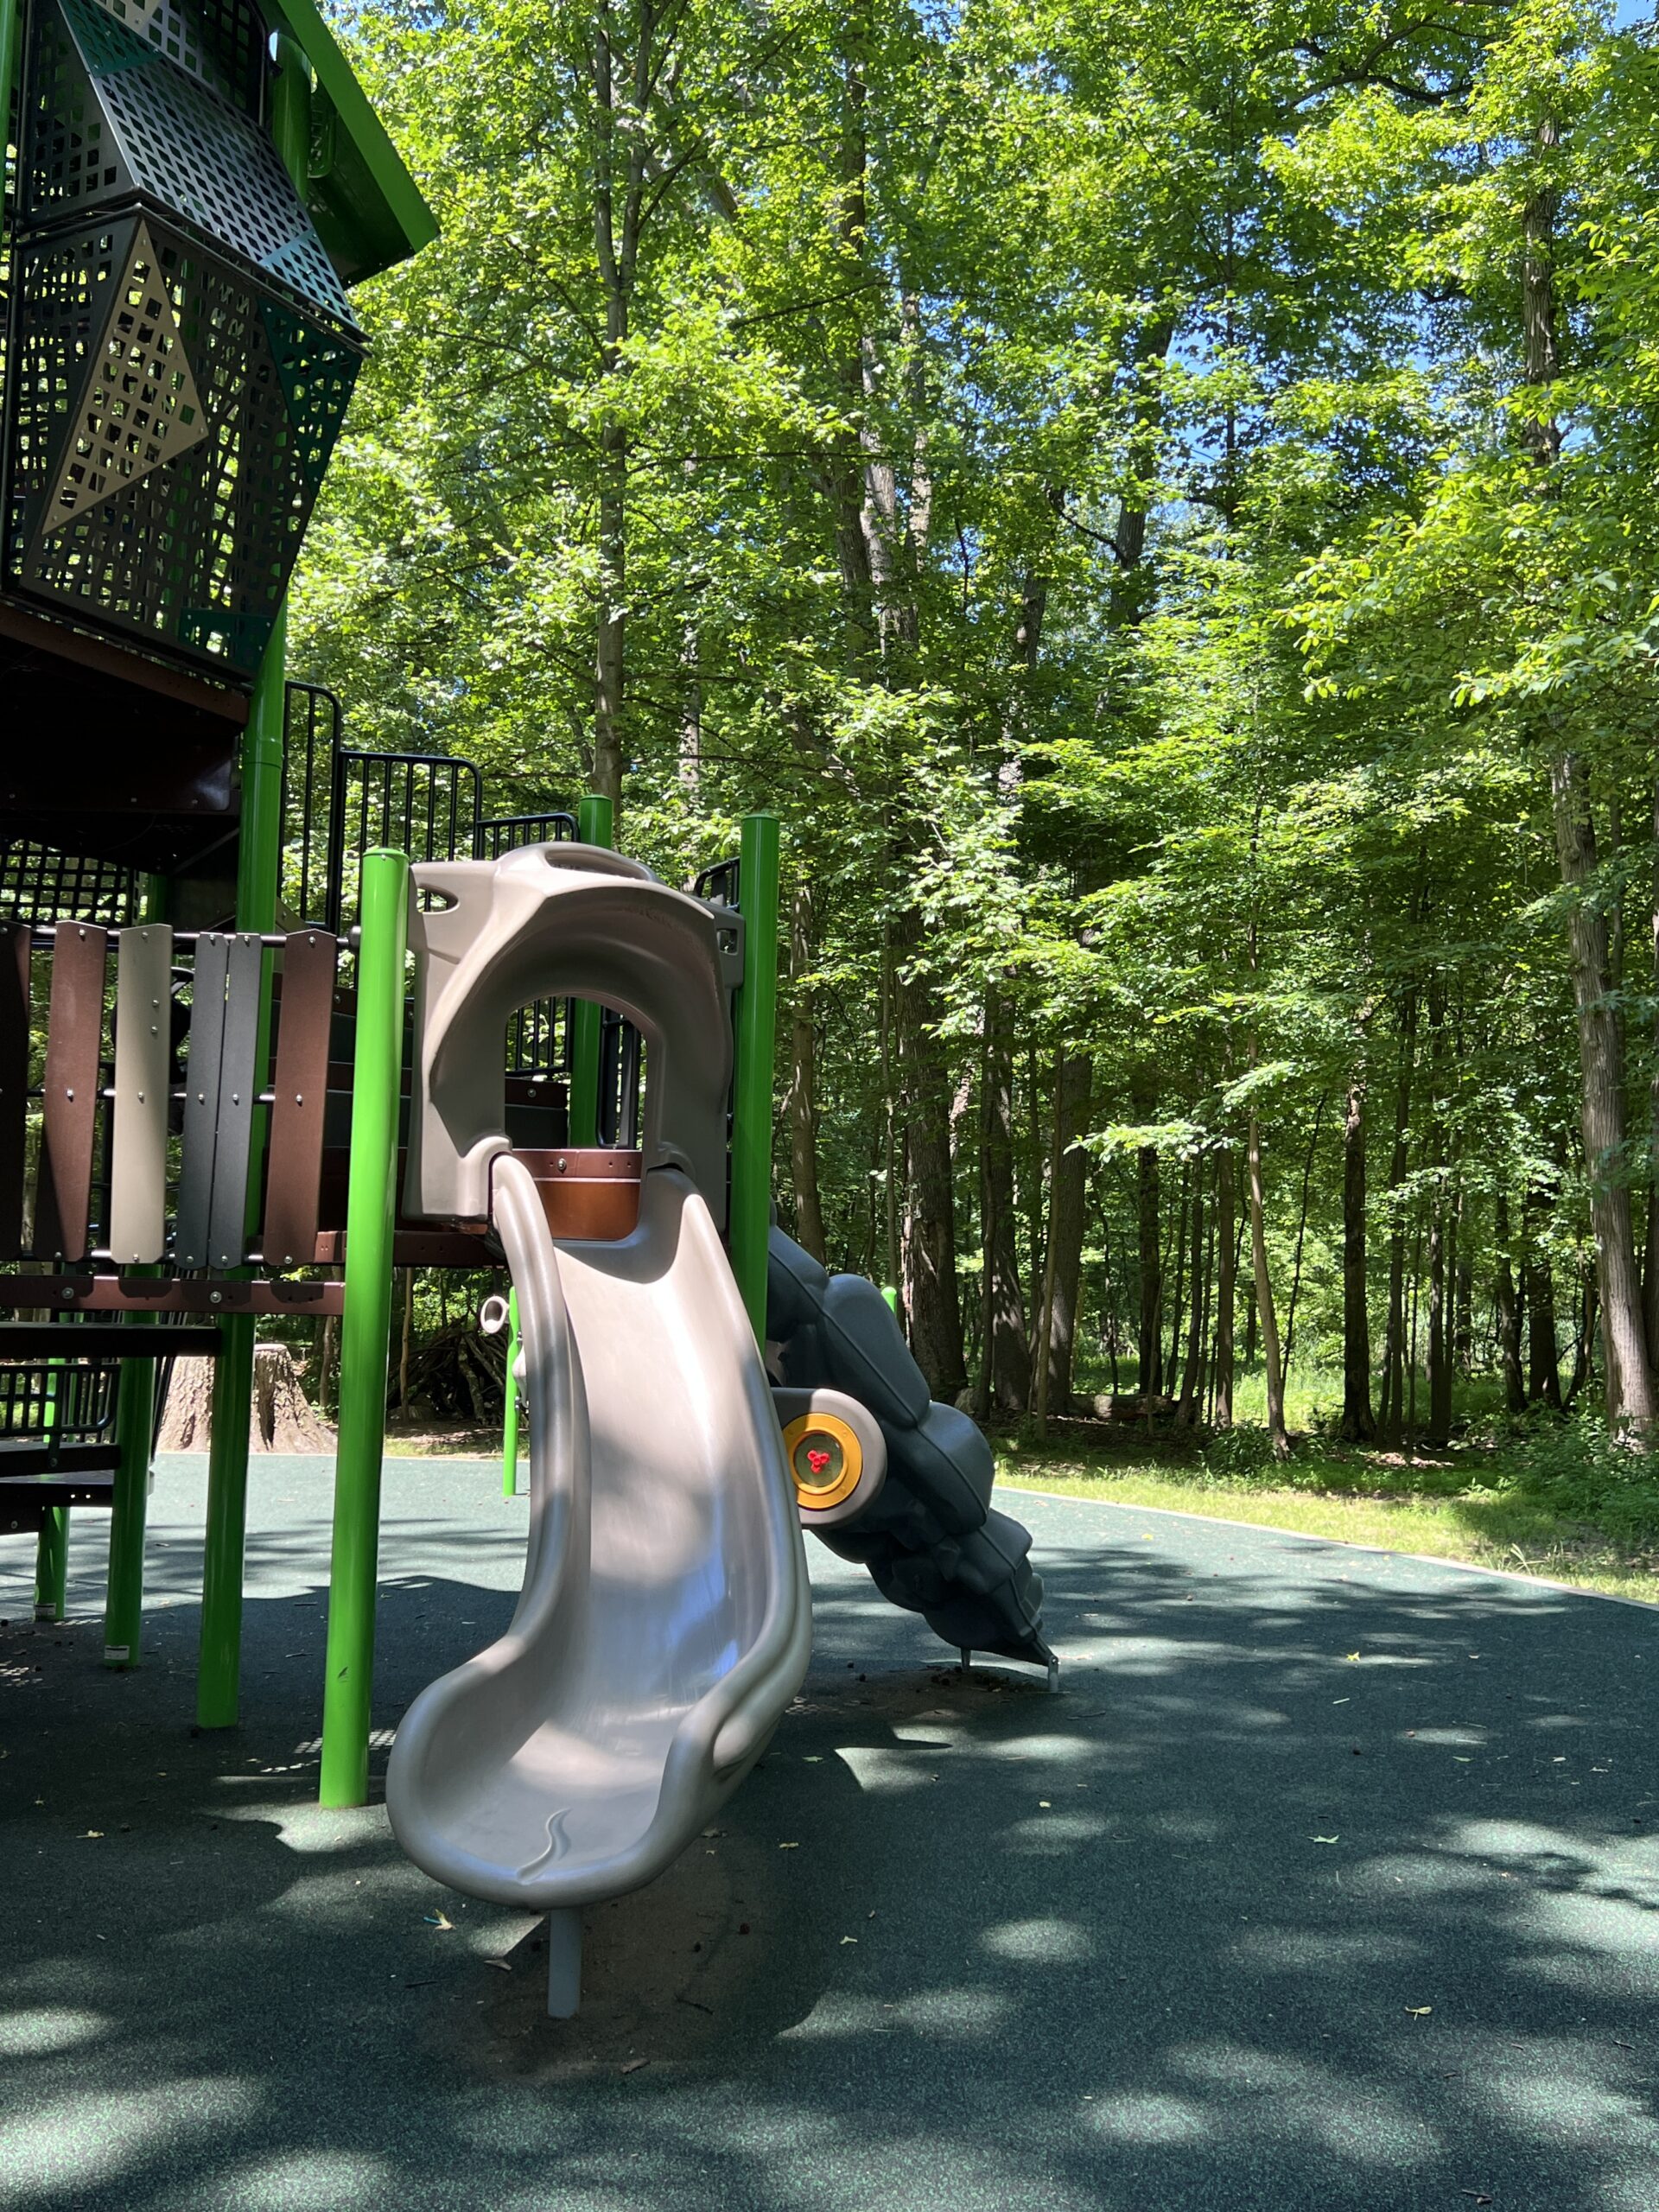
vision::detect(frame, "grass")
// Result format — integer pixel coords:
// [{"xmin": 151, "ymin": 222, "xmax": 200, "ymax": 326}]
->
[{"xmin": 995, "ymin": 1423, "xmax": 1659, "ymax": 1606}]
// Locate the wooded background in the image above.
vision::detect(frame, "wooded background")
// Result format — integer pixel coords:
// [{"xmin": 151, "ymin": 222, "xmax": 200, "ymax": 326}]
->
[{"xmin": 288, "ymin": 0, "xmax": 1659, "ymax": 1451}]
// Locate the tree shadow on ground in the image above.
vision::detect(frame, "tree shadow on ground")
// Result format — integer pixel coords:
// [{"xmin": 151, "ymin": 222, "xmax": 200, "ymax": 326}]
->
[{"xmin": 2, "ymin": 1466, "xmax": 1656, "ymax": 2210}]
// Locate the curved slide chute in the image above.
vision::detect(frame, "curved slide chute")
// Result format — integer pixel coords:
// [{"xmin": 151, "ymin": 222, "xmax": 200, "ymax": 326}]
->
[
  {"xmin": 386, "ymin": 1158, "xmax": 811, "ymax": 1999},
  {"xmin": 385, "ymin": 847, "xmax": 812, "ymax": 2012}
]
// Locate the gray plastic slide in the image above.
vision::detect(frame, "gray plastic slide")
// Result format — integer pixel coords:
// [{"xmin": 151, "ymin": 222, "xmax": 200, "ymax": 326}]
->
[
  {"xmin": 767, "ymin": 1228, "xmax": 1055, "ymax": 1678},
  {"xmin": 385, "ymin": 847, "xmax": 812, "ymax": 2013}
]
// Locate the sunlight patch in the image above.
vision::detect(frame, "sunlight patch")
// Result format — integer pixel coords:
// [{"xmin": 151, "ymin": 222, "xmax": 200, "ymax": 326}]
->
[
  {"xmin": 1085, "ymin": 2092, "xmax": 1209, "ymax": 2144},
  {"xmin": 0, "ymin": 2006, "xmax": 108, "ymax": 2056},
  {"xmin": 0, "ymin": 2079, "xmax": 257, "ymax": 2203},
  {"xmin": 982, "ymin": 1916, "xmax": 1095, "ymax": 1965},
  {"xmin": 216, "ymin": 2152, "xmax": 392, "ymax": 2209}
]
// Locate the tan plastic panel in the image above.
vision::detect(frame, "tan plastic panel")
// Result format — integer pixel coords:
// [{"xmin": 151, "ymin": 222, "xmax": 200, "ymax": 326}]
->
[{"xmin": 110, "ymin": 924, "xmax": 173, "ymax": 1263}]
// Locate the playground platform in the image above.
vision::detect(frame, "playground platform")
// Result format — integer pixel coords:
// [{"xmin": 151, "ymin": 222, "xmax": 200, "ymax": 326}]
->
[{"xmin": 3, "ymin": 1459, "xmax": 1656, "ymax": 2212}]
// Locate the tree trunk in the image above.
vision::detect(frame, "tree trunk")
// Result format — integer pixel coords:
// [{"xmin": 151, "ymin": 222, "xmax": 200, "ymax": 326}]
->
[
  {"xmin": 1213, "ymin": 1145, "xmax": 1236, "ymax": 1426},
  {"xmin": 1340, "ymin": 1074, "xmax": 1374, "ymax": 1439},
  {"xmin": 1551, "ymin": 751, "xmax": 1656, "ymax": 1432},
  {"xmin": 1041, "ymin": 1051, "xmax": 1091, "ymax": 1411},
  {"xmin": 1281, "ymin": 1095, "xmax": 1325, "ymax": 1377},
  {"xmin": 1246, "ymin": 1111, "xmax": 1289, "ymax": 1458},
  {"xmin": 1495, "ymin": 1193, "xmax": 1526, "ymax": 1414},
  {"xmin": 1177, "ymin": 1159, "xmax": 1207, "ymax": 1425},
  {"xmin": 1645, "ymin": 774, "xmax": 1659, "ymax": 1369},
  {"xmin": 786, "ymin": 882, "xmax": 826, "ymax": 1262},
  {"xmin": 1377, "ymin": 995, "xmax": 1417, "ymax": 1444},
  {"xmin": 1427, "ymin": 1194, "xmax": 1451, "ymax": 1448},
  {"xmin": 1525, "ymin": 1180, "xmax": 1562, "ymax": 1408},
  {"xmin": 977, "ymin": 985, "xmax": 1029, "ymax": 1414},
  {"xmin": 893, "ymin": 904, "xmax": 965, "ymax": 1398},
  {"xmin": 1164, "ymin": 1164, "xmax": 1189, "ymax": 1397},
  {"xmin": 158, "ymin": 1344, "xmax": 334, "ymax": 1452},
  {"xmin": 1426, "ymin": 976, "xmax": 1452, "ymax": 1448},
  {"xmin": 1136, "ymin": 1135, "xmax": 1161, "ymax": 1401}
]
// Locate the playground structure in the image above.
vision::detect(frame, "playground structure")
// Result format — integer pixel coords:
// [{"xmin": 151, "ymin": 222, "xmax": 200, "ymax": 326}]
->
[{"xmin": 0, "ymin": 0, "xmax": 1052, "ymax": 2014}]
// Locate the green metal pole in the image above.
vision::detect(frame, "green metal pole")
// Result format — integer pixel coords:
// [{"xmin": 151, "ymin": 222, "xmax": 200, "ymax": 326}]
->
[
  {"xmin": 33, "ymin": 1367, "xmax": 67, "ymax": 1623},
  {"xmin": 502, "ymin": 1287, "xmax": 521, "ymax": 1499},
  {"xmin": 730, "ymin": 813, "xmax": 780, "ymax": 1344},
  {"xmin": 105, "ymin": 875, "xmax": 168, "ymax": 1666},
  {"xmin": 197, "ymin": 611, "xmax": 288, "ymax": 1727},
  {"xmin": 0, "ymin": 0, "xmax": 22, "ymax": 170},
  {"xmin": 319, "ymin": 849, "xmax": 410, "ymax": 1808},
  {"xmin": 569, "ymin": 794, "xmax": 613, "ymax": 1147}
]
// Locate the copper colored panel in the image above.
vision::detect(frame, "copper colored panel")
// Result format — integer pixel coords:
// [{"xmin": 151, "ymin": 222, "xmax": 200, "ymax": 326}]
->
[
  {"xmin": 504, "ymin": 1148, "xmax": 643, "ymax": 1243},
  {"xmin": 0, "ymin": 926, "xmax": 31, "ymax": 1258},
  {"xmin": 35, "ymin": 925, "xmax": 108, "ymax": 1260},
  {"xmin": 261, "ymin": 931, "xmax": 337, "ymax": 1268}
]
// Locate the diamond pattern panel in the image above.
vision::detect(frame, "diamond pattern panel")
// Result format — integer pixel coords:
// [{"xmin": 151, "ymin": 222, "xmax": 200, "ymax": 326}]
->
[
  {"xmin": 43, "ymin": 219, "xmax": 210, "ymax": 527},
  {"xmin": 4, "ymin": 213, "xmax": 363, "ymax": 676}
]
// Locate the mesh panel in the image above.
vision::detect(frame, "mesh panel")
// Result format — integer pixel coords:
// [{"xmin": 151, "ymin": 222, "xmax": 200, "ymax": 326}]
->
[
  {"xmin": 0, "ymin": 843, "xmax": 138, "ymax": 925},
  {"xmin": 85, "ymin": 0, "xmax": 267, "ymax": 118},
  {"xmin": 4, "ymin": 213, "xmax": 364, "ymax": 675},
  {"xmin": 25, "ymin": 0, "xmax": 353, "ymax": 327}
]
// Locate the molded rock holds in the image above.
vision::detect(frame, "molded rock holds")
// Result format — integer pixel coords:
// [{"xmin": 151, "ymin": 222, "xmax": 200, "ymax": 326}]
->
[{"xmin": 766, "ymin": 1229, "xmax": 1054, "ymax": 1670}]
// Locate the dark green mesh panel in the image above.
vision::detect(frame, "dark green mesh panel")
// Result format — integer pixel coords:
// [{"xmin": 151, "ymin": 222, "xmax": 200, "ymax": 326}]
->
[
  {"xmin": 4, "ymin": 215, "xmax": 362, "ymax": 676},
  {"xmin": 25, "ymin": 0, "xmax": 354, "ymax": 328}
]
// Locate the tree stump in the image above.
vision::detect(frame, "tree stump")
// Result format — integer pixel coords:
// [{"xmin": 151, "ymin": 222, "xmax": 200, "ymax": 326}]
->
[{"xmin": 156, "ymin": 1344, "xmax": 336, "ymax": 1452}]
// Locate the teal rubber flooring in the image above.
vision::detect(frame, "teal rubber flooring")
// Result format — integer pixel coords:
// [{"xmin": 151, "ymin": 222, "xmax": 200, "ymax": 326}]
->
[{"xmin": 3, "ymin": 1454, "xmax": 1656, "ymax": 2211}]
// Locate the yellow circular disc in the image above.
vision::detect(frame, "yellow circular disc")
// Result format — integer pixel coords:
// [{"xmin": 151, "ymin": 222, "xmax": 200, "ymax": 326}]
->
[{"xmin": 783, "ymin": 1411, "xmax": 863, "ymax": 1510}]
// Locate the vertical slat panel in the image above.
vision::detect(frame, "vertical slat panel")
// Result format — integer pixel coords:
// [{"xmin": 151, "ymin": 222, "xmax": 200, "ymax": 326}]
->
[
  {"xmin": 35, "ymin": 925, "xmax": 108, "ymax": 1261},
  {"xmin": 175, "ymin": 932, "xmax": 228, "ymax": 1268},
  {"xmin": 110, "ymin": 925, "xmax": 174, "ymax": 1263},
  {"xmin": 261, "ymin": 930, "xmax": 338, "ymax": 1268},
  {"xmin": 206, "ymin": 933, "xmax": 264, "ymax": 1268},
  {"xmin": 0, "ymin": 925, "xmax": 32, "ymax": 1258}
]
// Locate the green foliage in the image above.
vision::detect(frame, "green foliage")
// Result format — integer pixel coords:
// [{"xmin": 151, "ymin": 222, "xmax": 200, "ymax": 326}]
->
[{"xmin": 290, "ymin": 0, "xmax": 1659, "ymax": 1440}]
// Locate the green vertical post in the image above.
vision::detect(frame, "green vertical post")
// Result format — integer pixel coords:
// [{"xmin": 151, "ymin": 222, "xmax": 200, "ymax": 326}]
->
[
  {"xmin": 197, "ymin": 614, "xmax": 287, "ymax": 1727},
  {"xmin": 33, "ymin": 1367, "xmax": 67, "ymax": 1622},
  {"xmin": 319, "ymin": 849, "xmax": 410, "ymax": 1808},
  {"xmin": 502, "ymin": 1287, "xmax": 521, "ymax": 1499},
  {"xmin": 569, "ymin": 793, "xmax": 613, "ymax": 1147},
  {"xmin": 730, "ymin": 813, "xmax": 780, "ymax": 1344},
  {"xmin": 105, "ymin": 875, "xmax": 168, "ymax": 1666}
]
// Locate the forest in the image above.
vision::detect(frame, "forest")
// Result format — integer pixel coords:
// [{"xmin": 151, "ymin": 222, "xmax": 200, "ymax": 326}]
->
[{"xmin": 288, "ymin": 0, "xmax": 1659, "ymax": 1461}]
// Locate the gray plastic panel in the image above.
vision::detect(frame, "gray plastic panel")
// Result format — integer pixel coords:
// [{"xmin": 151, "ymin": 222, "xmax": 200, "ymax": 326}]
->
[
  {"xmin": 110, "ymin": 924, "xmax": 173, "ymax": 1263},
  {"xmin": 175, "ymin": 931, "xmax": 227, "ymax": 1268},
  {"xmin": 206, "ymin": 932, "xmax": 263, "ymax": 1267}
]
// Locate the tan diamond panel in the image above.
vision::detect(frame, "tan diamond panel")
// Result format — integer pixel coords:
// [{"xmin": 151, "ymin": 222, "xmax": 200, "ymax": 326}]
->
[{"xmin": 42, "ymin": 219, "xmax": 209, "ymax": 531}]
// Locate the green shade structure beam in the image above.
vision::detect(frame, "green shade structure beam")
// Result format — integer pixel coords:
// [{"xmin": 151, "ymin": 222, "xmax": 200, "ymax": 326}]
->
[
  {"xmin": 568, "ymin": 794, "xmax": 614, "ymax": 1148},
  {"xmin": 730, "ymin": 813, "xmax": 780, "ymax": 1343},
  {"xmin": 319, "ymin": 848, "xmax": 410, "ymax": 1808},
  {"xmin": 263, "ymin": 0, "xmax": 437, "ymax": 281}
]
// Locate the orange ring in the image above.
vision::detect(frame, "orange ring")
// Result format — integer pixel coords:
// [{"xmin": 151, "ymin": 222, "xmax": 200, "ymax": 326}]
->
[{"xmin": 782, "ymin": 1411, "xmax": 863, "ymax": 1510}]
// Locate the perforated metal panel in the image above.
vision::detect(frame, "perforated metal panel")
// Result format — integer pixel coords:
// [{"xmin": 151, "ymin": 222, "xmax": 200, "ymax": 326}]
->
[
  {"xmin": 24, "ymin": 0, "xmax": 352, "ymax": 325},
  {"xmin": 4, "ymin": 213, "xmax": 362, "ymax": 675},
  {"xmin": 84, "ymin": 0, "xmax": 267, "ymax": 118}
]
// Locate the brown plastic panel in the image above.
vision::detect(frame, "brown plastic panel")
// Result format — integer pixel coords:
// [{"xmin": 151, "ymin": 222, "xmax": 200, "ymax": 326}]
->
[
  {"xmin": 35, "ymin": 925, "xmax": 108, "ymax": 1261},
  {"xmin": 505, "ymin": 1148, "xmax": 643, "ymax": 1242},
  {"xmin": 0, "ymin": 925, "xmax": 30, "ymax": 1258},
  {"xmin": 262, "ymin": 931, "xmax": 337, "ymax": 1268}
]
